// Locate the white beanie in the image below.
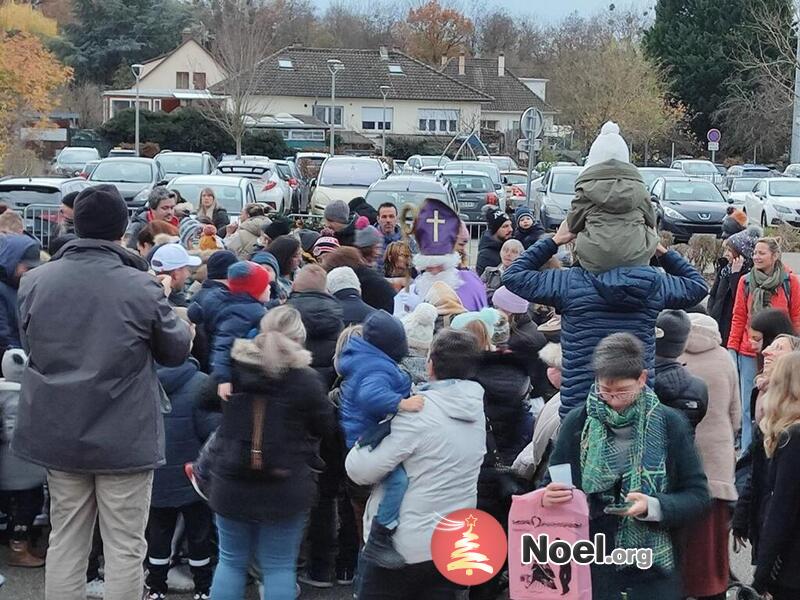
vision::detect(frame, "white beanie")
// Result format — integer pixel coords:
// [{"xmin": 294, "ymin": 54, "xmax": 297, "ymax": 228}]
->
[
  {"xmin": 401, "ymin": 302, "xmax": 438, "ymax": 351},
  {"xmin": 326, "ymin": 266, "xmax": 361, "ymax": 295},
  {"xmin": 584, "ymin": 121, "xmax": 630, "ymax": 167}
]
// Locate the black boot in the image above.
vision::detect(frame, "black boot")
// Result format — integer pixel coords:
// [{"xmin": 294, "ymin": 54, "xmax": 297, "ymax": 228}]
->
[{"xmin": 361, "ymin": 519, "xmax": 405, "ymax": 570}]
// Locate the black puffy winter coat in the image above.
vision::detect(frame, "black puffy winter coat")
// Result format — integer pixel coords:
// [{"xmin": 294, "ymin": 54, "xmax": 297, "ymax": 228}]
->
[
  {"xmin": 287, "ymin": 291, "xmax": 344, "ymax": 388},
  {"xmin": 653, "ymin": 357, "xmax": 709, "ymax": 429},
  {"xmin": 208, "ymin": 349, "xmax": 335, "ymax": 522},
  {"xmin": 708, "ymin": 258, "xmax": 749, "ymax": 346},
  {"xmin": 476, "ymin": 232, "xmax": 503, "ymax": 276}
]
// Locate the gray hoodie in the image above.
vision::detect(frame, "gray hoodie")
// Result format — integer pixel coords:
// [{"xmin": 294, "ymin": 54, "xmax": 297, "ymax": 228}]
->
[{"xmin": 345, "ymin": 378, "xmax": 486, "ymax": 564}]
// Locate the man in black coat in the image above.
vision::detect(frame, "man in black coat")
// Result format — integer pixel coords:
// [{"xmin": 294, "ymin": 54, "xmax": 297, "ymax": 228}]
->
[
  {"xmin": 654, "ymin": 309, "xmax": 708, "ymax": 429},
  {"xmin": 287, "ymin": 264, "xmax": 344, "ymax": 388},
  {"xmin": 13, "ymin": 185, "xmax": 191, "ymax": 599},
  {"xmin": 326, "ymin": 266, "xmax": 375, "ymax": 326},
  {"xmin": 476, "ymin": 208, "xmax": 513, "ymax": 276}
]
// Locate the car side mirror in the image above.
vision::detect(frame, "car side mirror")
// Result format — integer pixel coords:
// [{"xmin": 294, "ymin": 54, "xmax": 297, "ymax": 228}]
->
[
  {"xmin": 502, "ymin": 176, "xmax": 509, "ymax": 185},
  {"xmin": 495, "ymin": 183, "xmax": 502, "ymax": 190},
  {"xmin": 727, "ymin": 197, "xmax": 734, "ymax": 204},
  {"xmin": 309, "ymin": 178, "xmax": 316, "ymax": 188},
  {"xmin": 650, "ymin": 194, "xmax": 659, "ymax": 203},
  {"xmin": 157, "ymin": 180, "xmax": 169, "ymax": 187},
  {"xmin": 536, "ymin": 184, "xmax": 546, "ymax": 193}
]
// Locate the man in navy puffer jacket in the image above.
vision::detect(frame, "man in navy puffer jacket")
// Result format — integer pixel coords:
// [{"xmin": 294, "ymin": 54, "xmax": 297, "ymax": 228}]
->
[{"xmin": 502, "ymin": 222, "xmax": 708, "ymax": 419}]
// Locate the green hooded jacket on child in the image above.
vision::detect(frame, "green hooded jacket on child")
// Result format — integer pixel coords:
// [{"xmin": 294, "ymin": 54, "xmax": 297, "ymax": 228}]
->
[{"xmin": 567, "ymin": 121, "xmax": 658, "ymax": 273}]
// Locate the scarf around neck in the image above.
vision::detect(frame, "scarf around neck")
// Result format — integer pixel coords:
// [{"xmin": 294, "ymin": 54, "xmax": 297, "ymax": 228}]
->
[
  {"xmin": 749, "ymin": 261, "xmax": 785, "ymax": 315},
  {"xmin": 580, "ymin": 385, "xmax": 673, "ymax": 571}
]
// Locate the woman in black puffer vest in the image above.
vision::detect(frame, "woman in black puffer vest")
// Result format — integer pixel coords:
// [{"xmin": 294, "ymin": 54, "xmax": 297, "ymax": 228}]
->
[{"xmin": 207, "ymin": 305, "xmax": 335, "ymax": 600}]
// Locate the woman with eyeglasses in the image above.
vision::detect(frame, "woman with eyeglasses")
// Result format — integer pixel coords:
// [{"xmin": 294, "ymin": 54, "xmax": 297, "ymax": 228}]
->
[
  {"xmin": 196, "ymin": 188, "xmax": 230, "ymax": 238},
  {"xmin": 542, "ymin": 333, "xmax": 710, "ymax": 600}
]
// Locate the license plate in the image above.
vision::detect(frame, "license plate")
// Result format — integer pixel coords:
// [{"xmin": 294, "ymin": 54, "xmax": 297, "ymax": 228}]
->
[{"xmin": 460, "ymin": 201, "xmax": 477, "ymax": 208}]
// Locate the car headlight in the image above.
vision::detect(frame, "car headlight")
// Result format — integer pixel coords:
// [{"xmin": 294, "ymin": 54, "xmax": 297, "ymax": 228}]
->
[
  {"xmin": 662, "ymin": 206, "xmax": 686, "ymax": 221},
  {"xmin": 773, "ymin": 204, "xmax": 792, "ymax": 214},
  {"xmin": 545, "ymin": 203, "xmax": 564, "ymax": 217},
  {"xmin": 133, "ymin": 188, "xmax": 150, "ymax": 203}
]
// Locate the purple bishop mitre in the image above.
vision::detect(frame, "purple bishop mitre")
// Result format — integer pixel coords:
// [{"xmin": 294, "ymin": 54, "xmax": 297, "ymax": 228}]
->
[{"xmin": 413, "ymin": 198, "xmax": 460, "ymax": 255}]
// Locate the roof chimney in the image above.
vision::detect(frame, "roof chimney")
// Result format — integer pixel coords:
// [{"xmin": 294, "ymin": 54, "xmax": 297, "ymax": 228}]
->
[
  {"xmin": 498, "ymin": 52, "xmax": 505, "ymax": 77},
  {"xmin": 181, "ymin": 28, "xmax": 193, "ymax": 44},
  {"xmin": 441, "ymin": 55, "xmax": 448, "ymax": 68},
  {"xmin": 458, "ymin": 51, "xmax": 465, "ymax": 76}
]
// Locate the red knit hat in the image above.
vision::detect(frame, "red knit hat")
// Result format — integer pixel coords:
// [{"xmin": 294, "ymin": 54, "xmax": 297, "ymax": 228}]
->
[{"xmin": 227, "ymin": 261, "xmax": 271, "ymax": 299}]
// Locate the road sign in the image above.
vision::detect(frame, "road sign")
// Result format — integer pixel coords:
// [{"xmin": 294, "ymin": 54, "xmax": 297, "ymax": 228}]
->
[
  {"xmin": 516, "ymin": 138, "xmax": 530, "ymax": 152},
  {"xmin": 533, "ymin": 138, "xmax": 543, "ymax": 151},
  {"xmin": 708, "ymin": 141, "xmax": 719, "ymax": 152},
  {"xmin": 520, "ymin": 107, "xmax": 544, "ymax": 140},
  {"xmin": 707, "ymin": 129, "xmax": 721, "ymax": 143}
]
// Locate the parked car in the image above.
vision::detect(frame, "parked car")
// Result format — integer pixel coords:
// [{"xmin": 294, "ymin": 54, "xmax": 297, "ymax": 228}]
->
[
  {"xmin": 364, "ymin": 175, "xmax": 459, "ymax": 217},
  {"xmin": 294, "ymin": 152, "xmax": 329, "ymax": 183},
  {"xmin": 166, "ymin": 175, "xmax": 257, "ymax": 222},
  {"xmin": 638, "ymin": 167, "xmax": 685, "ymax": 191},
  {"xmin": 501, "ymin": 170, "xmax": 530, "ymax": 211},
  {"xmin": 439, "ymin": 170, "xmax": 500, "ymax": 222},
  {"xmin": 50, "ymin": 147, "xmax": 101, "ymax": 177},
  {"xmin": 88, "ymin": 157, "xmax": 166, "ymax": 206},
  {"xmin": 725, "ymin": 164, "xmax": 774, "ymax": 190},
  {"xmin": 417, "ymin": 165, "xmax": 444, "ymax": 176},
  {"xmin": 78, "ymin": 160, "xmax": 101, "ymax": 180},
  {"xmin": 715, "ymin": 163, "xmax": 728, "ymax": 177},
  {"xmin": 107, "ymin": 148, "xmax": 138, "ymax": 157},
  {"xmin": 154, "ymin": 151, "xmax": 217, "ymax": 179},
  {"xmin": 404, "ymin": 155, "xmax": 450, "ymax": 173},
  {"xmin": 272, "ymin": 159, "xmax": 308, "ymax": 213},
  {"xmin": 649, "ymin": 177, "xmax": 730, "ymax": 242},
  {"xmin": 479, "ymin": 155, "xmax": 519, "ymax": 171},
  {"xmin": 0, "ymin": 177, "xmax": 91, "ymax": 247},
  {"xmin": 744, "ymin": 178, "xmax": 800, "ymax": 228},
  {"xmin": 784, "ymin": 164, "xmax": 800, "ymax": 177},
  {"xmin": 310, "ymin": 156, "xmax": 385, "ymax": 214},
  {"xmin": 535, "ymin": 165, "xmax": 582, "ymax": 229},
  {"xmin": 726, "ymin": 177, "xmax": 761, "ymax": 207},
  {"xmin": 214, "ymin": 158, "xmax": 288, "ymax": 213},
  {"xmin": 670, "ymin": 159, "xmax": 724, "ymax": 185},
  {"xmin": 393, "ymin": 160, "xmax": 406, "ymax": 173},
  {"xmin": 446, "ymin": 160, "xmax": 506, "ymax": 209}
]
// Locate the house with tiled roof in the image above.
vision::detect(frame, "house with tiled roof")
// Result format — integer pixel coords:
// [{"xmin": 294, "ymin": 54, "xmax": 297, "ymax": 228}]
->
[
  {"xmin": 213, "ymin": 46, "xmax": 494, "ymax": 147},
  {"xmin": 441, "ymin": 53, "xmax": 558, "ymax": 137}
]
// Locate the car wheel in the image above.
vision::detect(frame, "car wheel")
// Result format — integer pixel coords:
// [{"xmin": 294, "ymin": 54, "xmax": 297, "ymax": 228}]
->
[{"xmin": 761, "ymin": 211, "xmax": 768, "ymax": 228}]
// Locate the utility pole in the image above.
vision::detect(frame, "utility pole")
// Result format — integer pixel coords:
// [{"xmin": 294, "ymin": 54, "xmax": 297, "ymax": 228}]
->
[{"xmin": 792, "ymin": 16, "xmax": 800, "ymax": 163}]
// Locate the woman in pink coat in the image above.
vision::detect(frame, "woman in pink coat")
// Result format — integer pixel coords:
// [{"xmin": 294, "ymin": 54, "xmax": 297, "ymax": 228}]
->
[{"xmin": 680, "ymin": 313, "xmax": 740, "ymax": 600}]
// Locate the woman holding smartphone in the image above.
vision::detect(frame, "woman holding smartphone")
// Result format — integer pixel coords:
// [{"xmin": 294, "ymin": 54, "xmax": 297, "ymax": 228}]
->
[{"xmin": 542, "ymin": 333, "xmax": 710, "ymax": 600}]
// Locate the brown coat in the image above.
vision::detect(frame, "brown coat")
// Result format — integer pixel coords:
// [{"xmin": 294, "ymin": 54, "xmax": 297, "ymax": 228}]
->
[{"xmin": 680, "ymin": 313, "xmax": 741, "ymax": 501}]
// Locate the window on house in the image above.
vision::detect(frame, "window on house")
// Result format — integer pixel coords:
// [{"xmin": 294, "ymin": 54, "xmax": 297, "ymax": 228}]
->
[
  {"xmin": 278, "ymin": 59, "xmax": 293, "ymax": 69},
  {"xmin": 153, "ymin": 99, "xmax": 162, "ymax": 111},
  {"xmin": 289, "ymin": 130, "xmax": 326, "ymax": 141},
  {"xmin": 417, "ymin": 108, "xmax": 460, "ymax": 133},
  {"xmin": 481, "ymin": 120, "xmax": 499, "ymax": 131},
  {"xmin": 193, "ymin": 72, "xmax": 207, "ymax": 89},
  {"xmin": 388, "ymin": 64, "xmax": 404, "ymax": 74},
  {"xmin": 176, "ymin": 72, "xmax": 190, "ymax": 88},
  {"xmin": 361, "ymin": 107, "xmax": 393, "ymax": 131},
  {"xmin": 313, "ymin": 105, "xmax": 343, "ymax": 127},
  {"xmin": 110, "ymin": 98, "xmax": 151, "ymax": 117}
]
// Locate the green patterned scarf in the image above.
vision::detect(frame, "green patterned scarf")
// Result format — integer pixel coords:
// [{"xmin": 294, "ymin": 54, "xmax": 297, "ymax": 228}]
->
[
  {"xmin": 580, "ymin": 385, "xmax": 673, "ymax": 571},
  {"xmin": 749, "ymin": 261, "xmax": 785, "ymax": 315}
]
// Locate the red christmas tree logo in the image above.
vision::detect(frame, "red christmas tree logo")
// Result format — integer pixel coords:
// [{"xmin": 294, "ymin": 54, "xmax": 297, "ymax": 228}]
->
[{"xmin": 431, "ymin": 508, "xmax": 507, "ymax": 586}]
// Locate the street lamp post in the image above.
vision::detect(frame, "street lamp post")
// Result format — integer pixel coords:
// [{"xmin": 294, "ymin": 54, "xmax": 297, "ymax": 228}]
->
[
  {"xmin": 131, "ymin": 63, "xmax": 144, "ymax": 157},
  {"xmin": 327, "ymin": 59, "xmax": 344, "ymax": 155},
  {"xmin": 379, "ymin": 85, "xmax": 390, "ymax": 158}
]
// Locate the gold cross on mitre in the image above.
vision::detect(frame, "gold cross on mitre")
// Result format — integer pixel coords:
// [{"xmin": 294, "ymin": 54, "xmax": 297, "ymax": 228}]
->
[{"xmin": 426, "ymin": 209, "xmax": 446, "ymax": 242}]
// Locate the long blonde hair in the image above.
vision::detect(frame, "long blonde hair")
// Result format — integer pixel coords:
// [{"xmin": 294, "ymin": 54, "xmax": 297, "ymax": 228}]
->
[
  {"xmin": 255, "ymin": 305, "xmax": 311, "ymax": 377},
  {"xmin": 197, "ymin": 187, "xmax": 218, "ymax": 219},
  {"xmin": 334, "ymin": 325, "xmax": 363, "ymax": 375},
  {"xmin": 760, "ymin": 351, "xmax": 800, "ymax": 457}
]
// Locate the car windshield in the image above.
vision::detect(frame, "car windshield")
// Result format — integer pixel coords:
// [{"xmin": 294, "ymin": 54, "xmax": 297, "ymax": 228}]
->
[
  {"xmin": 664, "ymin": 181, "xmax": 724, "ymax": 202},
  {"xmin": 731, "ymin": 178, "xmax": 760, "ymax": 192},
  {"xmin": 419, "ymin": 156, "xmax": 450, "ymax": 168},
  {"xmin": 366, "ymin": 189, "xmax": 448, "ymax": 210},
  {"xmin": 769, "ymin": 180, "xmax": 800, "ymax": 197},
  {"xmin": 59, "ymin": 148, "xmax": 98, "ymax": 163},
  {"xmin": 169, "ymin": 183, "xmax": 243, "ymax": 212},
  {"xmin": 443, "ymin": 174, "xmax": 493, "ymax": 193},
  {"xmin": 91, "ymin": 161, "xmax": 152, "ymax": 183},
  {"xmin": 275, "ymin": 164, "xmax": 293, "ymax": 179},
  {"xmin": 504, "ymin": 173, "xmax": 528, "ymax": 185},
  {"xmin": 681, "ymin": 162, "xmax": 717, "ymax": 175},
  {"xmin": 551, "ymin": 172, "xmax": 578, "ymax": 195},
  {"xmin": 318, "ymin": 159, "xmax": 383, "ymax": 187},
  {"xmin": 0, "ymin": 185, "xmax": 61, "ymax": 205},
  {"xmin": 296, "ymin": 157, "xmax": 324, "ymax": 179},
  {"xmin": 741, "ymin": 169, "xmax": 772, "ymax": 178},
  {"xmin": 157, "ymin": 154, "xmax": 203, "ymax": 175}
]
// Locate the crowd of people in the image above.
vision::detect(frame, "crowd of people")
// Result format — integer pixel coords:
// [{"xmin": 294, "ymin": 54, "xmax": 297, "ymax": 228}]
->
[{"xmin": 0, "ymin": 121, "xmax": 796, "ymax": 600}]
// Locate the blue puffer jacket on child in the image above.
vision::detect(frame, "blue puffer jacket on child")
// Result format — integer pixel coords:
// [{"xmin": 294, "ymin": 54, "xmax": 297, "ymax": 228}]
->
[{"xmin": 338, "ymin": 311, "xmax": 411, "ymax": 448}]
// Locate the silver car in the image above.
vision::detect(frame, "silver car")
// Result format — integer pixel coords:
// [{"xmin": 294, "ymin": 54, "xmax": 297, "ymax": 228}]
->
[
  {"xmin": 88, "ymin": 157, "xmax": 166, "ymax": 206},
  {"xmin": 536, "ymin": 165, "xmax": 582, "ymax": 229},
  {"xmin": 166, "ymin": 175, "xmax": 257, "ymax": 220},
  {"xmin": 50, "ymin": 147, "xmax": 101, "ymax": 177},
  {"xmin": 214, "ymin": 159, "xmax": 289, "ymax": 213},
  {"xmin": 446, "ymin": 160, "xmax": 507, "ymax": 208}
]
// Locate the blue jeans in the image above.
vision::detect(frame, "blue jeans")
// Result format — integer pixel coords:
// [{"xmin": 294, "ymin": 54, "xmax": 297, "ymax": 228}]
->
[
  {"xmin": 210, "ymin": 513, "xmax": 305, "ymax": 600},
  {"xmin": 375, "ymin": 465, "xmax": 408, "ymax": 529},
  {"xmin": 730, "ymin": 350, "xmax": 757, "ymax": 451}
]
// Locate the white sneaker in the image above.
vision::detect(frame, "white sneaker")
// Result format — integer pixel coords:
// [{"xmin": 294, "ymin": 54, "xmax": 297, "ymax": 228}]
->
[{"xmin": 86, "ymin": 578, "xmax": 104, "ymax": 598}]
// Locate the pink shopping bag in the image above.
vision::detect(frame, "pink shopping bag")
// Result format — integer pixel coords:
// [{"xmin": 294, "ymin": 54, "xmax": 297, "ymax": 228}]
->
[{"xmin": 508, "ymin": 488, "xmax": 592, "ymax": 600}]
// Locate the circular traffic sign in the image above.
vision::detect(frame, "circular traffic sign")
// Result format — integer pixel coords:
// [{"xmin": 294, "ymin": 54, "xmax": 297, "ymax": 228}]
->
[
  {"xmin": 520, "ymin": 107, "xmax": 544, "ymax": 141},
  {"xmin": 707, "ymin": 129, "xmax": 721, "ymax": 143}
]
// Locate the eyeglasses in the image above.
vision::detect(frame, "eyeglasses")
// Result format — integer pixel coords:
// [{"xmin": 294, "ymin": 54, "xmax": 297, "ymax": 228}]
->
[{"xmin": 595, "ymin": 383, "xmax": 641, "ymax": 403}]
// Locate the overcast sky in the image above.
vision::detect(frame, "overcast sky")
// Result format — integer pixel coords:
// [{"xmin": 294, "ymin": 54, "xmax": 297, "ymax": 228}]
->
[{"xmin": 308, "ymin": 0, "xmax": 655, "ymax": 23}]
